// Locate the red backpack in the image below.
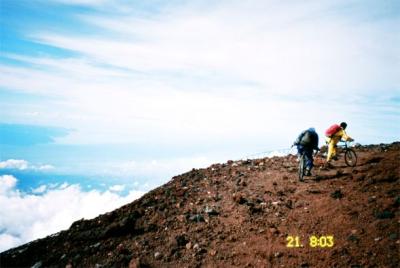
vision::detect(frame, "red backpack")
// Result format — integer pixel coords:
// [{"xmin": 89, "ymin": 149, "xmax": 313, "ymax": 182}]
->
[{"xmin": 325, "ymin": 124, "xmax": 341, "ymax": 137}]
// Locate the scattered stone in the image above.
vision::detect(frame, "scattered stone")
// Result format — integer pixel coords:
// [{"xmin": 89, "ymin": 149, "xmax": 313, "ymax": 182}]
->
[
  {"xmin": 393, "ymin": 196, "xmax": 400, "ymax": 207},
  {"xmin": 31, "ymin": 261, "xmax": 43, "ymax": 268},
  {"xmin": 274, "ymin": 252, "xmax": 283, "ymax": 258},
  {"xmin": 348, "ymin": 235, "xmax": 359, "ymax": 243},
  {"xmin": 209, "ymin": 249, "xmax": 217, "ymax": 256},
  {"xmin": 204, "ymin": 206, "xmax": 219, "ymax": 216},
  {"xmin": 389, "ymin": 233, "xmax": 398, "ymax": 240},
  {"xmin": 65, "ymin": 264, "xmax": 72, "ymax": 268},
  {"xmin": 285, "ymin": 200, "xmax": 293, "ymax": 209},
  {"xmin": 185, "ymin": 242, "xmax": 192, "ymax": 250},
  {"xmin": 335, "ymin": 170, "xmax": 344, "ymax": 177},
  {"xmin": 193, "ymin": 243, "xmax": 200, "ymax": 251},
  {"xmin": 375, "ymin": 210, "xmax": 394, "ymax": 219},
  {"xmin": 128, "ymin": 258, "xmax": 141, "ymax": 268},
  {"xmin": 247, "ymin": 202, "xmax": 263, "ymax": 214},
  {"xmin": 154, "ymin": 252, "xmax": 162, "ymax": 260},
  {"xmin": 233, "ymin": 193, "xmax": 247, "ymax": 204},
  {"xmin": 307, "ymin": 189, "xmax": 322, "ymax": 194},
  {"xmin": 175, "ymin": 234, "xmax": 189, "ymax": 247},
  {"xmin": 91, "ymin": 242, "xmax": 101, "ymax": 248},
  {"xmin": 189, "ymin": 214, "xmax": 205, "ymax": 222},
  {"xmin": 365, "ymin": 157, "xmax": 383, "ymax": 164},
  {"xmin": 176, "ymin": 215, "xmax": 185, "ymax": 222},
  {"xmin": 355, "ymin": 174, "xmax": 366, "ymax": 181},
  {"xmin": 269, "ymin": 228, "xmax": 279, "ymax": 235},
  {"xmin": 331, "ymin": 190, "xmax": 344, "ymax": 199}
]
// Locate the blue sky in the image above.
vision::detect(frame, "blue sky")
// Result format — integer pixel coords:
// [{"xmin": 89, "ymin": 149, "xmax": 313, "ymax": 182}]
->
[{"xmin": 0, "ymin": 0, "xmax": 399, "ymax": 252}]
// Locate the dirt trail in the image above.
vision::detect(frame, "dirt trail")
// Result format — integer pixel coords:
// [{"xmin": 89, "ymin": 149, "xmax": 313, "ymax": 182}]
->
[{"xmin": 1, "ymin": 142, "xmax": 399, "ymax": 268}]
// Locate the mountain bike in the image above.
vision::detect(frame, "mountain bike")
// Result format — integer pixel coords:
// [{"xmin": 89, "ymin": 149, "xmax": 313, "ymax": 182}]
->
[
  {"xmin": 298, "ymin": 151, "xmax": 307, "ymax": 182},
  {"xmin": 338, "ymin": 141, "xmax": 358, "ymax": 167},
  {"xmin": 297, "ymin": 149, "xmax": 318, "ymax": 182}
]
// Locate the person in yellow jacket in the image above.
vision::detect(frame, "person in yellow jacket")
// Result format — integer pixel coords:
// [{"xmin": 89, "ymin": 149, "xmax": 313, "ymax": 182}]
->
[{"xmin": 326, "ymin": 122, "xmax": 354, "ymax": 164}]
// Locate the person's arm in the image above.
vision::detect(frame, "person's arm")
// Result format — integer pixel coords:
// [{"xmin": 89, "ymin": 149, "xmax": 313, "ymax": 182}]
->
[
  {"xmin": 341, "ymin": 129, "xmax": 354, "ymax": 142},
  {"xmin": 294, "ymin": 131, "xmax": 305, "ymax": 145}
]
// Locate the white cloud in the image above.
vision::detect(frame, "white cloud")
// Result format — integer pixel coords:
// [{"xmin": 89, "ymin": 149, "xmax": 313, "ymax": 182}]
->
[
  {"xmin": 32, "ymin": 185, "xmax": 47, "ymax": 194},
  {"xmin": 31, "ymin": 1, "xmax": 398, "ymax": 96},
  {"xmin": 0, "ymin": 234, "xmax": 20, "ymax": 253},
  {"xmin": 0, "ymin": 175, "xmax": 144, "ymax": 253},
  {"xmin": 0, "ymin": 160, "xmax": 29, "ymax": 170},
  {"xmin": 106, "ymin": 156, "xmax": 217, "ymax": 182},
  {"xmin": 35, "ymin": 164, "xmax": 55, "ymax": 171},
  {"xmin": 0, "ymin": 159, "xmax": 54, "ymax": 171},
  {"xmin": 49, "ymin": 0, "xmax": 109, "ymax": 6},
  {"xmin": 59, "ymin": 182, "xmax": 69, "ymax": 189},
  {"xmin": 0, "ymin": 175, "xmax": 18, "ymax": 194},
  {"xmin": 1, "ymin": 0, "xmax": 399, "ymax": 147},
  {"xmin": 109, "ymin": 184, "xmax": 125, "ymax": 192}
]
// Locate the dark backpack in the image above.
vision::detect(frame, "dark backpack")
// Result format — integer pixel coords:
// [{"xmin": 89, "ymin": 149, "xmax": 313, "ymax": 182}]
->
[{"xmin": 300, "ymin": 131, "xmax": 313, "ymax": 146}]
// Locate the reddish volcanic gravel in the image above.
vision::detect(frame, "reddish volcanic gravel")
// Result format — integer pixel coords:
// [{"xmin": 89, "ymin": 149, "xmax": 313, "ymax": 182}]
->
[{"xmin": 1, "ymin": 142, "xmax": 399, "ymax": 268}]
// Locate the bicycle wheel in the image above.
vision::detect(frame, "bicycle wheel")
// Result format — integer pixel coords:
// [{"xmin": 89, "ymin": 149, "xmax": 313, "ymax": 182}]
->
[
  {"xmin": 344, "ymin": 149, "xmax": 357, "ymax": 167},
  {"xmin": 298, "ymin": 154, "xmax": 306, "ymax": 181}
]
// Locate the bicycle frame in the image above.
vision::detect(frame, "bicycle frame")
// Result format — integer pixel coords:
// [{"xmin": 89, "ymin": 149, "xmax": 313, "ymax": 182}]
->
[{"xmin": 338, "ymin": 141, "xmax": 358, "ymax": 167}]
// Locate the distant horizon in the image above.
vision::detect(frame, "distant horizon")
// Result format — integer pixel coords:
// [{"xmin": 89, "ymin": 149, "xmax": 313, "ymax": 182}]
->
[{"xmin": 1, "ymin": 138, "xmax": 399, "ymax": 253}]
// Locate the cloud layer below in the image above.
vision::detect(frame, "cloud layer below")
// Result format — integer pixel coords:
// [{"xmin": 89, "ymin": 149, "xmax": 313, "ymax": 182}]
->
[{"xmin": 0, "ymin": 175, "xmax": 144, "ymax": 252}]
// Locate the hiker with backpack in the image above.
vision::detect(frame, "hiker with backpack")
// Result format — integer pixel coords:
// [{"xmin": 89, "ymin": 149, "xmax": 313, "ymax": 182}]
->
[
  {"xmin": 325, "ymin": 122, "xmax": 354, "ymax": 165},
  {"xmin": 293, "ymin": 127, "xmax": 319, "ymax": 176}
]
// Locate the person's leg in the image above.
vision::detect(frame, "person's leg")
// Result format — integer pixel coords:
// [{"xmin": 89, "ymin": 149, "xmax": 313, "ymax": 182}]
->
[
  {"xmin": 305, "ymin": 148, "xmax": 313, "ymax": 175},
  {"xmin": 305, "ymin": 149, "xmax": 313, "ymax": 168},
  {"xmin": 327, "ymin": 140, "xmax": 336, "ymax": 162},
  {"xmin": 297, "ymin": 145, "xmax": 304, "ymax": 159}
]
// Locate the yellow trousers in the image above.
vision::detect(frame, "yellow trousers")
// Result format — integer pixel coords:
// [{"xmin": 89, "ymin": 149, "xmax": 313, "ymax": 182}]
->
[{"xmin": 326, "ymin": 137, "xmax": 340, "ymax": 162}]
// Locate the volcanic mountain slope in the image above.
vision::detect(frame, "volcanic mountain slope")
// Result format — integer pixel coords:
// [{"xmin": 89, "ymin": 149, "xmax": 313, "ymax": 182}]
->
[{"xmin": 1, "ymin": 143, "xmax": 399, "ymax": 268}]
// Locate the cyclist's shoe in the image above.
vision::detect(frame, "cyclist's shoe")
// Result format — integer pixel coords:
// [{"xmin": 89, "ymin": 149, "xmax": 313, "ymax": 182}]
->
[
  {"xmin": 332, "ymin": 155, "xmax": 339, "ymax": 161},
  {"xmin": 305, "ymin": 168, "xmax": 312, "ymax": 176}
]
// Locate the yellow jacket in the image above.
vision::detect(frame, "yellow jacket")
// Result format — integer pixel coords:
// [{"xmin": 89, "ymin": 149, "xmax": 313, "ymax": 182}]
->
[{"xmin": 328, "ymin": 128, "xmax": 352, "ymax": 143}]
